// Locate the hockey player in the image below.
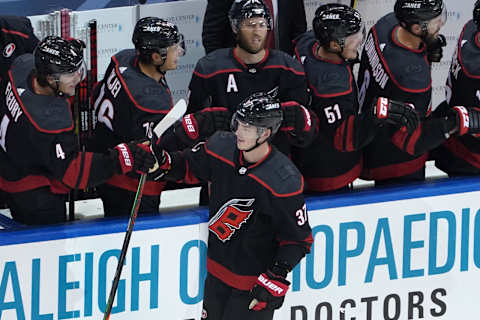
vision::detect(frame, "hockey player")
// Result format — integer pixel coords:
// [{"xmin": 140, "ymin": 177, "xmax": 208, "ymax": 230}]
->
[
  {"xmin": 294, "ymin": 4, "xmax": 420, "ymax": 193},
  {"xmin": 432, "ymin": 1, "xmax": 480, "ymax": 176},
  {"xmin": 187, "ymin": 0, "xmax": 316, "ymax": 156},
  {"xmin": 89, "ymin": 17, "xmax": 185, "ymax": 217},
  {"xmin": 151, "ymin": 92, "xmax": 312, "ymax": 320},
  {"xmin": 357, "ymin": 0, "xmax": 480, "ymax": 185},
  {"xmin": 0, "ymin": 16, "xmax": 39, "ymax": 82},
  {"xmin": 0, "ymin": 36, "xmax": 156, "ymax": 225}
]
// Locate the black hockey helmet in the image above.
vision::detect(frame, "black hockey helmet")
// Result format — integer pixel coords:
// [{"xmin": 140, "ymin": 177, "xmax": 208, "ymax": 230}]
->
[
  {"xmin": 34, "ymin": 36, "xmax": 85, "ymax": 76},
  {"xmin": 132, "ymin": 17, "xmax": 185, "ymax": 57},
  {"xmin": 474, "ymin": 0, "xmax": 480, "ymax": 29},
  {"xmin": 394, "ymin": 0, "xmax": 445, "ymax": 25},
  {"xmin": 228, "ymin": 0, "xmax": 272, "ymax": 32},
  {"xmin": 231, "ymin": 92, "xmax": 283, "ymax": 136},
  {"xmin": 313, "ymin": 4, "xmax": 364, "ymax": 48}
]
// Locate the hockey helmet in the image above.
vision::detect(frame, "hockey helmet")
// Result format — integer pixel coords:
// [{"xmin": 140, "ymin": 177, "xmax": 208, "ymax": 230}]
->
[
  {"xmin": 313, "ymin": 4, "xmax": 364, "ymax": 48},
  {"xmin": 132, "ymin": 17, "xmax": 185, "ymax": 56},
  {"xmin": 228, "ymin": 0, "xmax": 272, "ymax": 32},
  {"xmin": 394, "ymin": 0, "xmax": 446, "ymax": 25},
  {"xmin": 34, "ymin": 36, "xmax": 85, "ymax": 76},
  {"xmin": 231, "ymin": 92, "xmax": 283, "ymax": 136},
  {"xmin": 474, "ymin": 0, "xmax": 480, "ymax": 29}
]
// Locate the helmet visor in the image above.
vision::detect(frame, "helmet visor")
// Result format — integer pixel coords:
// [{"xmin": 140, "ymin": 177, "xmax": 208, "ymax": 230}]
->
[
  {"xmin": 425, "ymin": 4, "xmax": 447, "ymax": 34},
  {"xmin": 344, "ymin": 22, "xmax": 366, "ymax": 50},
  {"xmin": 57, "ymin": 60, "xmax": 86, "ymax": 86}
]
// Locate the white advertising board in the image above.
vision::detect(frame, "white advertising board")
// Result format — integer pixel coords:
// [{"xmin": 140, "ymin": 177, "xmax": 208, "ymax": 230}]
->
[{"xmin": 0, "ymin": 215, "xmax": 208, "ymax": 320}]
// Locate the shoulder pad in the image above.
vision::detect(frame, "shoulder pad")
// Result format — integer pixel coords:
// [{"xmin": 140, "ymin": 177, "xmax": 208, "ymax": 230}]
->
[
  {"xmin": 205, "ymin": 131, "xmax": 237, "ymax": 163},
  {"xmin": 265, "ymin": 49, "xmax": 305, "ymax": 74},
  {"xmin": 113, "ymin": 49, "xmax": 173, "ymax": 112},
  {"xmin": 459, "ymin": 20, "xmax": 480, "ymax": 77},
  {"xmin": 373, "ymin": 13, "xmax": 431, "ymax": 91},
  {"xmin": 9, "ymin": 54, "xmax": 73, "ymax": 133},
  {"xmin": 306, "ymin": 59, "xmax": 352, "ymax": 97},
  {"xmin": 195, "ymin": 48, "xmax": 240, "ymax": 77},
  {"xmin": 251, "ymin": 149, "xmax": 303, "ymax": 197},
  {"xmin": 294, "ymin": 31, "xmax": 316, "ymax": 60}
]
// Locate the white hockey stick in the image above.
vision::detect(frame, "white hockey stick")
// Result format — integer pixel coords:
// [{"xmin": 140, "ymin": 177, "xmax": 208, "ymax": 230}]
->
[{"xmin": 103, "ymin": 99, "xmax": 186, "ymax": 320}]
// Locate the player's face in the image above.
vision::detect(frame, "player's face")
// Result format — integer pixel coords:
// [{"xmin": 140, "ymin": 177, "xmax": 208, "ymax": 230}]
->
[
  {"xmin": 234, "ymin": 119, "xmax": 262, "ymax": 150},
  {"xmin": 162, "ymin": 43, "xmax": 185, "ymax": 71},
  {"xmin": 342, "ymin": 26, "xmax": 366, "ymax": 60},
  {"xmin": 237, "ymin": 17, "xmax": 268, "ymax": 54},
  {"xmin": 56, "ymin": 63, "xmax": 86, "ymax": 96}
]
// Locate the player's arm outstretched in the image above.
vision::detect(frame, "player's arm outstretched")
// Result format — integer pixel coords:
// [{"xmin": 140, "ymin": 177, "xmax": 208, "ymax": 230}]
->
[{"xmin": 43, "ymin": 133, "xmax": 155, "ymax": 190}]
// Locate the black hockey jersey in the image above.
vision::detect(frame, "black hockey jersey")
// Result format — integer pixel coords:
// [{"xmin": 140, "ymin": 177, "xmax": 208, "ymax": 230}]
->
[
  {"xmin": 165, "ymin": 132, "xmax": 312, "ymax": 291},
  {"xmin": 0, "ymin": 54, "xmax": 117, "ymax": 194},
  {"xmin": 90, "ymin": 49, "xmax": 170, "ymax": 195},
  {"xmin": 357, "ymin": 13, "xmax": 450, "ymax": 182},
  {"xmin": 434, "ymin": 20, "xmax": 480, "ymax": 175},
  {"xmin": 293, "ymin": 31, "xmax": 377, "ymax": 191},
  {"xmin": 187, "ymin": 48, "xmax": 312, "ymax": 155},
  {"xmin": 0, "ymin": 16, "xmax": 39, "ymax": 83}
]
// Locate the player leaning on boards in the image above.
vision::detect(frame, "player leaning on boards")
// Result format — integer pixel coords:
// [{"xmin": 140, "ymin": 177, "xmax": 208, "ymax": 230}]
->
[
  {"xmin": 357, "ymin": 0, "xmax": 480, "ymax": 186},
  {"xmin": 151, "ymin": 92, "xmax": 312, "ymax": 320},
  {"xmin": 0, "ymin": 36, "xmax": 156, "ymax": 225},
  {"xmin": 432, "ymin": 1, "xmax": 480, "ymax": 176},
  {"xmin": 89, "ymin": 17, "xmax": 185, "ymax": 217},
  {"xmin": 293, "ymin": 4, "xmax": 419, "ymax": 193}
]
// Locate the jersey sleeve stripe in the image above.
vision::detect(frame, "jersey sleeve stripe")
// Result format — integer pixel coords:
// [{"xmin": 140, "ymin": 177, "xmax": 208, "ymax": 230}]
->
[
  {"xmin": 263, "ymin": 65, "xmax": 305, "ymax": 76},
  {"xmin": 1, "ymin": 28, "xmax": 29, "ymax": 39},
  {"xmin": 193, "ymin": 68, "xmax": 242, "ymax": 79}
]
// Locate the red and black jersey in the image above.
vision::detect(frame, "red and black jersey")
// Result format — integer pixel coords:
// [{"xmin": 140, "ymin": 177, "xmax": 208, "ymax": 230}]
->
[
  {"xmin": 187, "ymin": 48, "xmax": 312, "ymax": 155},
  {"xmin": 293, "ymin": 31, "xmax": 377, "ymax": 192},
  {"xmin": 0, "ymin": 16, "xmax": 39, "ymax": 83},
  {"xmin": 357, "ymin": 13, "xmax": 451, "ymax": 182},
  {"xmin": 434, "ymin": 20, "xmax": 480, "ymax": 175},
  {"xmin": 90, "ymin": 49, "xmax": 171, "ymax": 195},
  {"xmin": 0, "ymin": 54, "xmax": 117, "ymax": 194},
  {"xmin": 165, "ymin": 132, "xmax": 312, "ymax": 291}
]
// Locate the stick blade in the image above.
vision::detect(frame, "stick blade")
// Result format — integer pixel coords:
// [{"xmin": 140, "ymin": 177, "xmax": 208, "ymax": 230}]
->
[{"xmin": 153, "ymin": 98, "xmax": 187, "ymax": 138}]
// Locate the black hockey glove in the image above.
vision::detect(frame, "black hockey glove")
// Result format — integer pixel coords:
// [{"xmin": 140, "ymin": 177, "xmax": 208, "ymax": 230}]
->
[
  {"xmin": 176, "ymin": 107, "xmax": 231, "ymax": 144},
  {"xmin": 426, "ymin": 34, "xmax": 447, "ymax": 63},
  {"xmin": 281, "ymin": 102, "xmax": 313, "ymax": 134},
  {"xmin": 249, "ymin": 264, "xmax": 290, "ymax": 311},
  {"xmin": 149, "ymin": 142, "xmax": 172, "ymax": 180},
  {"xmin": 373, "ymin": 97, "xmax": 420, "ymax": 133},
  {"xmin": 112, "ymin": 141, "xmax": 156, "ymax": 175},
  {"xmin": 449, "ymin": 106, "xmax": 480, "ymax": 136}
]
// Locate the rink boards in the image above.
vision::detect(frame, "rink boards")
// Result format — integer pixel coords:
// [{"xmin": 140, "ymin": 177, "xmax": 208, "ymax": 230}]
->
[{"xmin": 0, "ymin": 178, "xmax": 479, "ymax": 319}]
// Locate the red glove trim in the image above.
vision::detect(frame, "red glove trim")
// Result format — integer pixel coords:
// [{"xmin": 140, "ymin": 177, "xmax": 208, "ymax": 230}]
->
[
  {"xmin": 181, "ymin": 114, "xmax": 199, "ymax": 140},
  {"xmin": 453, "ymin": 106, "xmax": 469, "ymax": 136},
  {"xmin": 376, "ymin": 97, "xmax": 389, "ymax": 119},
  {"xmin": 256, "ymin": 273, "xmax": 289, "ymax": 297},
  {"xmin": 115, "ymin": 143, "xmax": 133, "ymax": 174}
]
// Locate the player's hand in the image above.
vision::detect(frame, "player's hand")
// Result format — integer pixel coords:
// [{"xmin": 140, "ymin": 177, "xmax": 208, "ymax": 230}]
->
[
  {"xmin": 249, "ymin": 270, "xmax": 290, "ymax": 311},
  {"xmin": 281, "ymin": 102, "xmax": 313, "ymax": 134},
  {"xmin": 450, "ymin": 106, "xmax": 480, "ymax": 136},
  {"xmin": 426, "ymin": 34, "xmax": 446, "ymax": 63},
  {"xmin": 149, "ymin": 141, "xmax": 172, "ymax": 180},
  {"xmin": 176, "ymin": 108, "xmax": 231, "ymax": 144},
  {"xmin": 373, "ymin": 97, "xmax": 420, "ymax": 133},
  {"xmin": 113, "ymin": 141, "xmax": 156, "ymax": 175}
]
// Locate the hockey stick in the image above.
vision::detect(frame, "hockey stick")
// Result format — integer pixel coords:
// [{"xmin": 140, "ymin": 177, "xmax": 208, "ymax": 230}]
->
[{"xmin": 102, "ymin": 99, "xmax": 187, "ymax": 320}]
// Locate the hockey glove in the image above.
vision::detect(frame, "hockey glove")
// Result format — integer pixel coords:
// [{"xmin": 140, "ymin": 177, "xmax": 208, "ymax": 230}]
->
[
  {"xmin": 373, "ymin": 97, "xmax": 420, "ymax": 133},
  {"xmin": 450, "ymin": 106, "xmax": 480, "ymax": 136},
  {"xmin": 149, "ymin": 142, "xmax": 173, "ymax": 180},
  {"xmin": 249, "ymin": 269, "xmax": 290, "ymax": 311},
  {"xmin": 281, "ymin": 103, "xmax": 313, "ymax": 134},
  {"xmin": 176, "ymin": 108, "xmax": 231, "ymax": 145},
  {"xmin": 426, "ymin": 34, "xmax": 447, "ymax": 63},
  {"xmin": 113, "ymin": 141, "xmax": 156, "ymax": 175}
]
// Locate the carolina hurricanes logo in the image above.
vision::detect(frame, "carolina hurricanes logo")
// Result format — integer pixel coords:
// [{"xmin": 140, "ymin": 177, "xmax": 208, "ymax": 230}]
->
[
  {"xmin": 3, "ymin": 43, "xmax": 15, "ymax": 58},
  {"xmin": 209, "ymin": 198, "xmax": 255, "ymax": 242}
]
